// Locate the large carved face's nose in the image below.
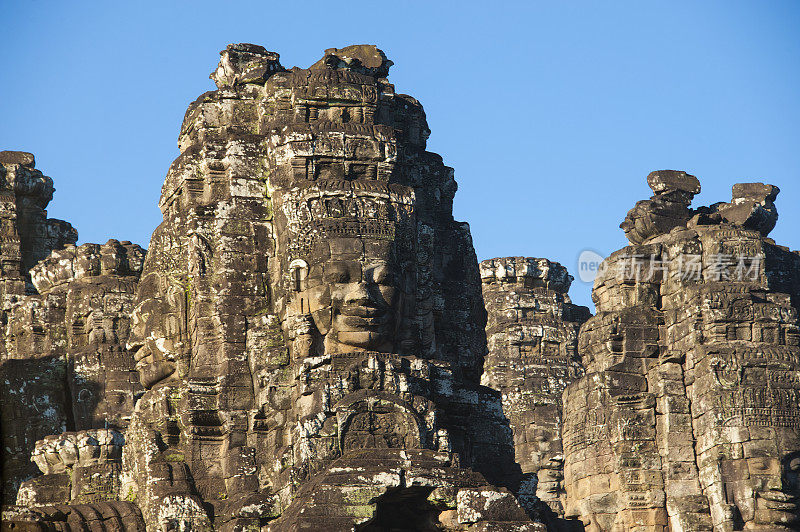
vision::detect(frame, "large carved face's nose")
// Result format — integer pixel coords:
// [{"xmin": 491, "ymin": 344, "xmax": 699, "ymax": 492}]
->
[
  {"xmin": 344, "ymin": 283, "xmax": 375, "ymax": 307},
  {"xmin": 765, "ymin": 474, "xmax": 785, "ymax": 492}
]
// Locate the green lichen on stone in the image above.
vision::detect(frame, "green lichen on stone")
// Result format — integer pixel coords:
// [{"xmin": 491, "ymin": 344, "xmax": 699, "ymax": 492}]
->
[
  {"xmin": 163, "ymin": 451, "xmax": 185, "ymax": 463},
  {"xmin": 344, "ymin": 504, "xmax": 377, "ymax": 519}
]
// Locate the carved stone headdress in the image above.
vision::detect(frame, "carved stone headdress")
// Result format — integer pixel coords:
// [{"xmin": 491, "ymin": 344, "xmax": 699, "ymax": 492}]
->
[{"xmin": 276, "ymin": 180, "xmax": 416, "ymax": 265}]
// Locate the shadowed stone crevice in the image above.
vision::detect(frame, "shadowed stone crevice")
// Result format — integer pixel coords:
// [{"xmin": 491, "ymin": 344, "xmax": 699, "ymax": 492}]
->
[{"xmin": 355, "ymin": 487, "xmax": 441, "ymax": 532}]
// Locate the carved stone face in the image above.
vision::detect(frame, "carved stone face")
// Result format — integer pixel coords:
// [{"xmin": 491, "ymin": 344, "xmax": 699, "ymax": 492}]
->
[
  {"xmin": 723, "ymin": 452, "xmax": 800, "ymax": 529},
  {"xmin": 127, "ymin": 272, "xmax": 185, "ymax": 388},
  {"xmin": 296, "ymin": 237, "xmax": 406, "ymax": 354},
  {"xmin": 276, "ymin": 181, "xmax": 417, "ymax": 356}
]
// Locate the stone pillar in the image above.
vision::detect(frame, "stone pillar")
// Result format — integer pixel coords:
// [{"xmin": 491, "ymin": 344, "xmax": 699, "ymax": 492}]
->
[{"xmin": 480, "ymin": 257, "xmax": 590, "ymax": 519}]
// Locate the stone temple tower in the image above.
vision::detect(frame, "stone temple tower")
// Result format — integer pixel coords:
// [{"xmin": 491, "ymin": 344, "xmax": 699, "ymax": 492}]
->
[
  {"xmin": 563, "ymin": 171, "xmax": 800, "ymax": 531},
  {"xmin": 3, "ymin": 46, "xmax": 800, "ymax": 532},
  {"xmin": 0, "ymin": 152, "xmax": 146, "ymax": 529},
  {"xmin": 480, "ymin": 257, "xmax": 590, "ymax": 523},
  {"xmin": 3, "ymin": 45, "xmax": 544, "ymax": 530}
]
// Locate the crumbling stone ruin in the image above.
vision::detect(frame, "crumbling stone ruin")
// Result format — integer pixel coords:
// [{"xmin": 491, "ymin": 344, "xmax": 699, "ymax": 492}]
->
[
  {"xmin": 563, "ymin": 171, "xmax": 800, "ymax": 531},
  {"xmin": 1, "ymin": 45, "xmax": 799, "ymax": 532},
  {"xmin": 0, "ymin": 153, "xmax": 147, "ymax": 527}
]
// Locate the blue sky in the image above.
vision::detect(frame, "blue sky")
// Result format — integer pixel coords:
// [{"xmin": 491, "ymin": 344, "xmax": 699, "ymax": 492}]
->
[{"xmin": 2, "ymin": 1, "xmax": 798, "ymax": 308}]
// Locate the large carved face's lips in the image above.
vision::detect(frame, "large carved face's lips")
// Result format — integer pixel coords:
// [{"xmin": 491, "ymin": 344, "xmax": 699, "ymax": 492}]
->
[
  {"xmin": 128, "ymin": 339, "xmax": 176, "ymax": 388},
  {"xmin": 759, "ymin": 490, "xmax": 799, "ymax": 512},
  {"xmin": 335, "ymin": 330, "xmax": 390, "ymax": 349},
  {"xmin": 339, "ymin": 302, "xmax": 388, "ymax": 318},
  {"xmin": 133, "ymin": 350, "xmax": 176, "ymax": 388},
  {"xmin": 137, "ymin": 360, "xmax": 177, "ymax": 389},
  {"xmin": 130, "ymin": 340, "xmax": 158, "ymax": 368},
  {"xmin": 337, "ymin": 305, "xmax": 391, "ymax": 329},
  {"xmin": 133, "ymin": 350, "xmax": 154, "ymax": 370},
  {"xmin": 332, "ymin": 299, "xmax": 395, "ymax": 349},
  {"xmin": 129, "ymin": 341, "xmax": 147, "ymax": 363}
]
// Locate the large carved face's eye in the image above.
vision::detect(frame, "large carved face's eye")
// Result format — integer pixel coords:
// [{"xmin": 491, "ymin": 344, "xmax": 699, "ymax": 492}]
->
[
  {"xmin": 751, "ymin": 457, "xmax": 773, "ymax": 473},
  {"xmin": 324, "ymin": 262, "xmax": 351, "ymax": 284}
]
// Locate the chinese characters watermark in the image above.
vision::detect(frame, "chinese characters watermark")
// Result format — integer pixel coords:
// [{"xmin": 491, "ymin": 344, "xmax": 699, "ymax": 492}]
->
[{"xmin": 577, "ymin": 251, "xmax": 763, "ymax": 284}]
